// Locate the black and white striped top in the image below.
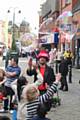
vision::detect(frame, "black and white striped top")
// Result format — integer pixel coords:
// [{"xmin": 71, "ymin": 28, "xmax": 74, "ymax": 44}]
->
[{"xmin": 25, "ymin": 83, "xmax": 57, "ymax": 120}]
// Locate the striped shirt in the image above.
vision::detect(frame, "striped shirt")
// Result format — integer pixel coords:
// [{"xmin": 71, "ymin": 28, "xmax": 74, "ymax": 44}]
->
[{"xmin": 25, "ymin": 83, "xmax": 57, "ymax": 120}]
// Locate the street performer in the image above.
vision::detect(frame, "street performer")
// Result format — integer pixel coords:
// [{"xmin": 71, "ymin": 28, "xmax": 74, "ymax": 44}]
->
[{"xmin": 26, "ymin": 49, "xmax": 56, "ymax": 94}]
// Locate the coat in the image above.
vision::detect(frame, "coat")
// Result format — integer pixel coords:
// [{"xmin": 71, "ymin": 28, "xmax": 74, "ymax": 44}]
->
[
  {"xmin": 27, "ymin": 65, "xmax": 55, "ymax": 86},
  {"xmin": 59, "ymin": 59, "xmax": 68, "ymax": 76}
]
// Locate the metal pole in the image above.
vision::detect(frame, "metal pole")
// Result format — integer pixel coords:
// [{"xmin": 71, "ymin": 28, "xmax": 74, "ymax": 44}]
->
[{"xmin": 13, "ymin": 8, "xmax": 15, "ymax": 42}]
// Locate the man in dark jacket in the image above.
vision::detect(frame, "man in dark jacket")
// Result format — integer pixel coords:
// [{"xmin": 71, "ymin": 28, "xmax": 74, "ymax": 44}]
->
[
  {"xmin": 27, "ymin": 50, "xmax": 55, "ymax": 94},
  {"xmin": 59, "ymin": 56, "xmax": 68, "ymax": 91}
]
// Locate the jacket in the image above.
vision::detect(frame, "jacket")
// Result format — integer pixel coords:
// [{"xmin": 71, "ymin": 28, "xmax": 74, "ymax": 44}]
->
[
  {"xmin": 27, "ymin": 65, "xmax": 55, "ymax": 86},
  {"xmin": 59, "ymin": 59, "xmax": 68, "ymax": 76}
]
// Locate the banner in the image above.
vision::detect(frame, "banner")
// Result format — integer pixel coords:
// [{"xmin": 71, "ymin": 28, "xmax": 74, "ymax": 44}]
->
[{"xmin": 39, "ymin": 34, "xmax": 53, "ymax": 44}]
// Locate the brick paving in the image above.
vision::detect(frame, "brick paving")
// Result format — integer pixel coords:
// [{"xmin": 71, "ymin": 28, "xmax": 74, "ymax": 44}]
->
[
  {"xmin": 0, "ymin": 57, "xmax": 80, "ymax": 120},
  {"xmin": 48, "ymin": 68, "xmax": 80, "ymax": 120}
]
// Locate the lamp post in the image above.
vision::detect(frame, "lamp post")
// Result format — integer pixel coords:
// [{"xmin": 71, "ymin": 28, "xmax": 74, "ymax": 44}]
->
[
  {"xmin": 7, "ymin": 7, "xmax": 21, "ymax": 50},
  {"xmin": 5, "ymin": 7, "xmax": 21, "ymax": 68}
]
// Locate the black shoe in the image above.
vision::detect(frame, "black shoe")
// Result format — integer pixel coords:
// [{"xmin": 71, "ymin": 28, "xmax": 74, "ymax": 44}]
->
[
  {"xmin": 63, "ymin": 89, "xmax": 68, "ymax": 91},
  {"xmin": 59, "ymin": 87, "xmax": 63, "ymax": 90}
]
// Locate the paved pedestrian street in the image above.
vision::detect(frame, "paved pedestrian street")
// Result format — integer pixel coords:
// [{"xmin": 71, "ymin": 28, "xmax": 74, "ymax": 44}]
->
[
  {"xmin": 48, "ymin": 68, "xmax": 80, "ymax": 120},
  {"xmin": 0, "ymin": 57, "xmax": 80, "ymax": 120}
]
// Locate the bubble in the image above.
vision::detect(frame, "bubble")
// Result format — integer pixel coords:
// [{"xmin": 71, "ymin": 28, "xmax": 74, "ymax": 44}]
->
[{"xmin": 56, "ymin": 11, "xmax": 78, "ymax": 40}]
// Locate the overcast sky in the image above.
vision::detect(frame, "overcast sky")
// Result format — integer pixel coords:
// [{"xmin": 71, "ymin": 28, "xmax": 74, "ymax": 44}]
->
[{"xmin": 0, "ymin": 0, "xmax": 41, "ymax": 33}]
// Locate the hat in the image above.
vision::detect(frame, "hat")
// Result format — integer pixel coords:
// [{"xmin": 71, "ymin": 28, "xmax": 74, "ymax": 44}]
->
[{"xmin": 37, "ymin": 50, "xmax": 49, "ymax": 61}]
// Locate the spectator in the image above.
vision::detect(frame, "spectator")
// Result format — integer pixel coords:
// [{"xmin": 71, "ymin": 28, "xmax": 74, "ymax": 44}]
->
[
  {"xmin": 49, "ymin": 48, "xmax": 57, "ymax": 66},
  {"xmin": 59, "ymin": 56, "xmax": 68, "ymax": 91},
  {"xmin": 66, "ymin": 49, "xmax": 73, "ymax": 83},
  {"xmin": 0, "ymin": 69, "xmax": 6, "ymax": 111},
  {"xmin": 0, "ymin": 69, "xmax": 5, "ymax": 81},
  {"xmin": 4, "ymin": 57, "xmax": 21, "ymax": 111},
  {"xmin": 17, "ymin": 76, "xmax": 28, "ymax": 120},
  {"xmin": 17, "ymin": 76, "xmax": 28, "ymax": 102}
]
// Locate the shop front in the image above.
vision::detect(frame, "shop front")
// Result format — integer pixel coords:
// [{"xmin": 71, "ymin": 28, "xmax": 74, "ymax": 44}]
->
[
  {"xmin": 39, "ymin": 31, "xmax": 59, "ymax": 51},
  {"xmin": 73, "ymin": 29, "xmax": 80, "ymax": 68}
]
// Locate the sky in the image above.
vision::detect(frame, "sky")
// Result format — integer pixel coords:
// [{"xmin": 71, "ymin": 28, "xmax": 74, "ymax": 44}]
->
[{"xmin": 0, "ymin": 0, "xmax": 41, "ymax": 34}]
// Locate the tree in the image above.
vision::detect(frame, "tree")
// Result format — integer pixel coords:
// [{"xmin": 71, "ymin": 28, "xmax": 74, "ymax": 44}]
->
[{"xmin": 11, "ymin": 35, "xmax": 17, "ymax": 51}]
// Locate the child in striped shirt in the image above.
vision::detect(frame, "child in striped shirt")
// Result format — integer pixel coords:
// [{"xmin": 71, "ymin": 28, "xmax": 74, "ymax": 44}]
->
[
  {"xmin": 21, "ymin": 73, "xmax": 61, "ymax": 120},
  {"xmin": 32, "ymin": 102, "xmax": 51, "ymax": 120}
]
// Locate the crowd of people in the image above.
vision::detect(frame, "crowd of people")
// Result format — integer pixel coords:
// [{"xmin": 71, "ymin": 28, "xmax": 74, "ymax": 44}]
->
[{"xmin": 0, "ymin": 47, "xmax": 74, "ymax": 120}]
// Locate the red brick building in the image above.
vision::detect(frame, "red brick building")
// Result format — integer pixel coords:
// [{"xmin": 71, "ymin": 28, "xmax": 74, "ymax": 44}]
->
[
  {"xmin": 39, "ymin": 0, "xmax": 80, "ymax": 68},
  {"xmin": 72, "ymin": 0, "xmax": 80, "ymax": 68},
  {"xmin": 58, "ymin": 0, "xmax": 72, "ymax": 51}
]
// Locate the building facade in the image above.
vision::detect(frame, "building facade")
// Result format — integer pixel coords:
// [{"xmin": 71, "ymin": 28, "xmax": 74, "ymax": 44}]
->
[
  {"xmin": 39, "ymin": 0, "xmax": 80, "ymax": 68},
  {"xmin": 72, "ymin": 0, "xmax": 80, "ymax": 68},
  {"xmin": 39, "ymin": 0, "xmax": 59, "ymax": 50}
]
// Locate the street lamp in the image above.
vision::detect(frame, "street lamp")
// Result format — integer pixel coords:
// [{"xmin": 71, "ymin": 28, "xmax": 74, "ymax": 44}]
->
[
  {"xmin": 7, "ymin": 7, "xmax": 21, "ymax": 50},
  {"xmin": 5, "ymin": 7, "xmax": 21, "ymax": 67}
]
